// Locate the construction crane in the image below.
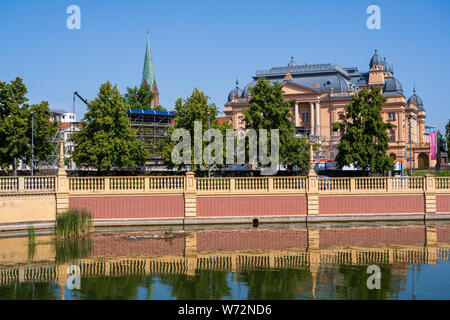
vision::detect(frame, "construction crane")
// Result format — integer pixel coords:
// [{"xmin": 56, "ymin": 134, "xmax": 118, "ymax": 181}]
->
[{"xmin": 73, "ymin": 91, "xmax": 88, "ymax": 107}]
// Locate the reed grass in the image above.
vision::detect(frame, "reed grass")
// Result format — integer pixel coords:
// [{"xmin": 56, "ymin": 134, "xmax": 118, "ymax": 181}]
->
[
  {"xmin": 55, "ymin": 208, "xmax": 93, "ymax": 240},
  {"xmin": 27, "ymin": 226, "xmax": 36, "ymax": 245}
]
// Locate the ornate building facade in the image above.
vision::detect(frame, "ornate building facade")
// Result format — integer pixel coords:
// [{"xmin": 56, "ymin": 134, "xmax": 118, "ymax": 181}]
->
[{"xmin": 225, "ymin": 50, "xmax": 432, "ymax": 169}]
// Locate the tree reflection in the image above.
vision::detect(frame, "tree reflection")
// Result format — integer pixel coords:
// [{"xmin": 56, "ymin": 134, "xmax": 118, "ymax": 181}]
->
[{"xmin": 159, "ymin": 270, "xmax": 232, "ymax": 300}]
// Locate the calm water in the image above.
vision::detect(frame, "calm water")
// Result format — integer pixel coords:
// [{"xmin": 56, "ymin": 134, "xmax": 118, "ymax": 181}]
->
[{"xmin": 0, "ymin": 222, "xmax": 449, "ymax": 300}]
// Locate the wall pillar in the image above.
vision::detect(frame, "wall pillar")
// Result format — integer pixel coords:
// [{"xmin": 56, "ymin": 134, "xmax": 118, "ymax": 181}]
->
[
  {"xmin": 185, "ymin": 233, "xmax": 197, "ymax": 276},
  {"xmin": 56, "ymin": 139, "xmax": 69, "ymax": 215},
  {"xmin": 184, "ymin": 172, "xmax": 197, "ymax": 217},
  {"xmin": 424, "ymin": 175, "xmax": 436, "ymax": 215}
]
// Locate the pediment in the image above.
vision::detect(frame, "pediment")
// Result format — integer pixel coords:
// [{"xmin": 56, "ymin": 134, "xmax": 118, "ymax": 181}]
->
[{"xmin": 281, "ymin": 81, "xmax": 320, "ymax": 95}]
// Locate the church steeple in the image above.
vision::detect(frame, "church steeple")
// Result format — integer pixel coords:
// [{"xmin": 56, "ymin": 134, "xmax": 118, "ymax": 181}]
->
[
  {"xmin": 141, "ymin": 32, "xmax": 159, "ymax": 108},
  {"xmin": 142, "ymin": 32, "xmax": 156, "ymax": 89}
]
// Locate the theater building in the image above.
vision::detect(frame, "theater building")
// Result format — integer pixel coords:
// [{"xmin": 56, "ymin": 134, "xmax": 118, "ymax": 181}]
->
[{"xmin": 224, "ymin": 50, "xmax": 432, "ymax": 169}]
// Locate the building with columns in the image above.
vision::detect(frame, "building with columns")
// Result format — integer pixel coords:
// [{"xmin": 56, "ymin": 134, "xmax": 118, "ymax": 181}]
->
[{"xmin": 224, "ymin": 50, "xmax": 432, "ymax": 169}]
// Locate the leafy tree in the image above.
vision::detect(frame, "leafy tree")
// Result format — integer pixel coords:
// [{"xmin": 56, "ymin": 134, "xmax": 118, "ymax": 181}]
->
[
  {"xmin": 160, "ymin": 88, "xmax": 231, "ymax": 170},
  {"xmin": 0, "ymin": 77, "xmax": 58, "ymax": 170},
  {"xmin": 123, "ymin": 82, "xmax": 154, "ymax": 110},
  {"xmin": 332, "ymin": 86, "xmax": 394, "ymax": 174},
  {"xmin": 242, "ymin": 77, "xmax": 309, "ymax": 170},
  {"xmin": 70, "ymin": 81, "xmax": 148, "ymax": 170}
]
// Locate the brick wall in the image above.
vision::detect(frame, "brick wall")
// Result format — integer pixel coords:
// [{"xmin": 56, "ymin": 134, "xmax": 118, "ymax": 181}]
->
[
  {"xmin": 196, "ymin": 195, "xmax": 307, "ymax": 217},
  {"xmin": 437, "ymin": 195, "xmax": 450, "ymax": 213},
  {"xmin": 69, "ymin": 195, "xmax": 184, "ymax": 219},
  {"xmin": 319, "ymin": 195, "xmax": 425, "ymax": 215}
]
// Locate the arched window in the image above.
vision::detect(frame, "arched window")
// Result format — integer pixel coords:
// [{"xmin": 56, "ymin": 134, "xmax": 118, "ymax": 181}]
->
[{"xmin": 389, "ymin": 130, "xmax": 395, "ymax": 142}]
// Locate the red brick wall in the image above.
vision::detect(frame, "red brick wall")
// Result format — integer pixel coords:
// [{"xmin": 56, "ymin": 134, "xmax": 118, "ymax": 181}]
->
[
  {"xmin": 197, "ymin": 229, "xmax": 307, "ymax": 252},
  {"xmin": 319, "ymin": 226, "xmax": 425, "ymax": 248},
  {"xmin": 437, "ymin": 226, "xmax": 450, "ymax": 243},
  {"xmin": 196, "ymin": 195, "xmax": 307, "ymax": 217},
  {"xmin": 319, "ymin": 195, "xmax": 424, "ymax": 215},
  {"xmin": 69, "ymin": 195, "xmax": 184, "ymax": 219},
  {"xmin": 437, "ymin": 195, "xmax": 450, "ymax": 213}
]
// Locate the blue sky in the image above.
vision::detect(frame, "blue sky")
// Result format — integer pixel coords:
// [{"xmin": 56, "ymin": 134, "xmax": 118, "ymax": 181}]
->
[{"xmin": 0, "ymin": 0, "xmax": 449, "ymax": 131}]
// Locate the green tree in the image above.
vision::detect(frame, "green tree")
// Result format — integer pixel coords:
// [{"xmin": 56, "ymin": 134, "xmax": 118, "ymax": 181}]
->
[
  {"xmin": 333, "ymin": 86, "xmax": 394, "ymax": 174},
  {"xmin": 123, "ymin": 82, "xmax": 154, "ymax": 110},
  {"xmin": 0, "ymin": 77, "xmax": 58, "ymax": 170},
  {"xmin": 70, "ymin": 81, "xmax": 148, "ymax": 170},
  {"xmin": 160, "ymin": 88, "xmax": 231, "ymax": 170},
  {"xmin": 242, "ymin": 77, "xmax": 309, "ymax": 170}
]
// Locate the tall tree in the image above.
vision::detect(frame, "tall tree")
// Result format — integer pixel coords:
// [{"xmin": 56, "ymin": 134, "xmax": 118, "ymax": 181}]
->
[
  {"xmin": 332, "ymin": 86, "xmax": 394, "ymax": 173},
  {"xmin": 0, "ymin": 77, "xmax": 58, "ymax": 170},
  {"xmin": 242, "ymin": 77, "xmax": 310, "ymax": 170},
  {"xmin": 160, "ymin": 88, "xmax": 231, "ymax": 170},
  {"xmin": 123, "ymin": 82, "xmax": 154, "ymax": 110},
  {"xmin": 71, "ymin": 81, "xmax": 148, "ymax": 170}
]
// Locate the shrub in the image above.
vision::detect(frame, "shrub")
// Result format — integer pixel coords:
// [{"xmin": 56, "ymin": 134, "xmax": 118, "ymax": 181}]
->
[{"xmin": 56, "ymin": 208, "xmax": 93, "ymax": 240}]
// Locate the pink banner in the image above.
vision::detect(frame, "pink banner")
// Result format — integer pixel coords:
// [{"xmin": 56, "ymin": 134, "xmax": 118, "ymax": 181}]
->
[{"xmin": 430, "ymin": 132, "xmax": 437, "ymax": 160}]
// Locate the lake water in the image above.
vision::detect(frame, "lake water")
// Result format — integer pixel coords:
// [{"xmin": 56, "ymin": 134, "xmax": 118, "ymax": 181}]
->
[{"xmin": 0, "ymin": 222, "xmax": 449, "ymax": 300}]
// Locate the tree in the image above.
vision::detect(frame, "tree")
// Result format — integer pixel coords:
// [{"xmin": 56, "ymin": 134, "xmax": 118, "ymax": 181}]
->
[
  {"xmin": 70, "ymin": 81, "xmax": 148, "ymax": 170},
  {"xmin": 0, "ymin": 77, "xmax": 58, "ymax": 170},
  {"xmin": 123, "ymin": 82, "xmax": 154, "ymax": 110},
  {"xmin": 160, "ymin": 88, "xmax": 231, "ymax": 170},
  {"xmin": 242, "ymin": 77, "xmax": 309, "ymax": 170},
  {"xmin": 332, "ymin": 86, "xmax": 394, "ymax": 174}
]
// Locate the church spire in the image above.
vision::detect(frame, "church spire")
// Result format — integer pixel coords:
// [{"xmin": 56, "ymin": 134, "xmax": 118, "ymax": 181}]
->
[{"xmin": 141, "ymin": 32, "xmax": 156, "ymax": 90}]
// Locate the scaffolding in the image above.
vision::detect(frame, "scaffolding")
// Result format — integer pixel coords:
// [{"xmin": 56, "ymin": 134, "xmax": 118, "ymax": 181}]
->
[{"xmin": 126, "ymin": 109, "xmax": 175, "ymax": 164}]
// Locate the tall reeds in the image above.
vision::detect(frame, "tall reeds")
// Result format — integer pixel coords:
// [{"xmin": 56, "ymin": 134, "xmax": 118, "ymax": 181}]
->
[{"xmin": 55, "ymin": 208, "xmax": 93, "ymax": 240}]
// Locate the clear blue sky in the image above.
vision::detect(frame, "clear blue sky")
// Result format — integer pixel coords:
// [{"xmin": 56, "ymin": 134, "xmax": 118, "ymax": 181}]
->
[{"xmin": 1, "ymin": 0, "xmax": 449, "ymax": 131}]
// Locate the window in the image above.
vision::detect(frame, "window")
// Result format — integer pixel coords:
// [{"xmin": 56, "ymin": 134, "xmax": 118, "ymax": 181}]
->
[
  {"xmin": 301, "ymin": 113, "xmax": 310, "ymax": 122},
  {"xmin": 389, "ymin": 130, "xmax": 396, "ymax": 142},
  {"xmin": 388, "ymin": 112, "xmax": 396, "ymax": 121}
]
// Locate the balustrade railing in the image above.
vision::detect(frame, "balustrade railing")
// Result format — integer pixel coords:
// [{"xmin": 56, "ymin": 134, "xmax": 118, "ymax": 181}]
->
[
  {"xmin": 0, "ymin": 177, "xmax": 18, "ymax": 192},
  {"xmin": 24, "ymin": 176, "xmax": 55, "ymax": 191},
  {"xmin": 196, "ymin": 178, "xmax": 230, "ymax": 192},
  {"xmin": 1, "ymin": 175, "xmax": 449, "ymax": 194},
  {"xmin": 69, "ymin": 177, "xmax": 105, "ymax": 191},
  {"xmin": 436, "ymin": 177, "xmax": 450, "ymax": 190}
]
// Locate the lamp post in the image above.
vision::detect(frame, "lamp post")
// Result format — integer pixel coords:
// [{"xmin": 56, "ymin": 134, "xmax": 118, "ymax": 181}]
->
[
  {"xmin": 207, "ymin": 110, "xmax": 211, "ymax": 178},
  {"xmin": 308, "ymin": 133, "xmax": 316, "ymax": 176},
  {"xmin": 31, "ymin": 111, "xmax": 34, "ymax": 177}
]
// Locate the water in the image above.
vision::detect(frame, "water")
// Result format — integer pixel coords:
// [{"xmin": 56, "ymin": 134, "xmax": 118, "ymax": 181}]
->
[{"xmin": 0, "ymin": 222, "xmax": 449, "ymax": 300}]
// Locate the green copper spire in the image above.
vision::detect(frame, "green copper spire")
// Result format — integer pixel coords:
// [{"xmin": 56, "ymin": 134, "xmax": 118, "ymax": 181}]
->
[{"xmin": 141, "ymin": 32, "xmax": 156, "ymax": 90}]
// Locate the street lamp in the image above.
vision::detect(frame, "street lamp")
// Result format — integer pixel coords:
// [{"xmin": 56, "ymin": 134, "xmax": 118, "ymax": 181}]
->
[
  {"xmin": 308, "ymin": 133, "xmax": 316, "ymax": 176},
  {"xmin": 31, "ymin": 111, "xmax": 34, "ymax": 177},
  {"xmin": 207, "ymin": 110, "xmax": 211, "ymax": 178}
]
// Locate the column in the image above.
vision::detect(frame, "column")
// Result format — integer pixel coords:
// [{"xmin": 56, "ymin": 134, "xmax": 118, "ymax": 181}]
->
[
  {"xmin": 310, "ymin": 102, "xmax": 315, "ymax": 136},
  {"xmin": 294, "ymin": 102, "xmax": 299, "ymax": 127},
  {"xmin": 184, "ymin": 171, "xmax": 197, "ymax": 217},
  {"xmin": 315, "ymin": 102, "xmax": 321, "ymax": 137}
]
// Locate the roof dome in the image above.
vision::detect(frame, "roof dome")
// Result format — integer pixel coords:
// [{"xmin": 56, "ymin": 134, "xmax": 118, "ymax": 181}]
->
[
  {"xmin": 383, "ymin": 77, "xmax": 403, "ymax": 93},
  {"xmin": 370, "ymin": 49, "xmax": 383, "ymax": 68},
  {"xmin": 408, "ymin": 88, "xmax": 424, "ymax": 110},
  {"xmin": 227, "ymin": 80, "xmax": 242, "ymax": 101},
  {"xmin": 383, "ymin": 58, "xmax": 393, "ymax": 74},
  {"xmin": 287, "ymin": 56, "xmax": 297, "ymax": 68}
]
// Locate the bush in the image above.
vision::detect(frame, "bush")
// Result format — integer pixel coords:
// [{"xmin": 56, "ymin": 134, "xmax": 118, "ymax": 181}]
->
[{"xmin": 56, "ymin": 208, "xmax": 93, "ymax": 240}]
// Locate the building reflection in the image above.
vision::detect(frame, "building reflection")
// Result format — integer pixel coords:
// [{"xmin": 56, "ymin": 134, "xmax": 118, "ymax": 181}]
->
[{"xmin": 0, "ymin": 223, "xmax": 449, "ymax": 300}]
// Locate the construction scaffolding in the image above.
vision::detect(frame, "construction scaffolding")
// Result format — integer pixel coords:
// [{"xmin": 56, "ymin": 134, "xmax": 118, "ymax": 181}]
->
[{"xmin": 126, "ymin": 109, "xmax": 175, "ymax": 164}]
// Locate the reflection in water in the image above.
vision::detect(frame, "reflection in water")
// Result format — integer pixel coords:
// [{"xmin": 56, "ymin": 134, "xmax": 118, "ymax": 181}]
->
[{"xmin": 0, "ymin": 222, "xmax": 450, "ymax": 300}]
